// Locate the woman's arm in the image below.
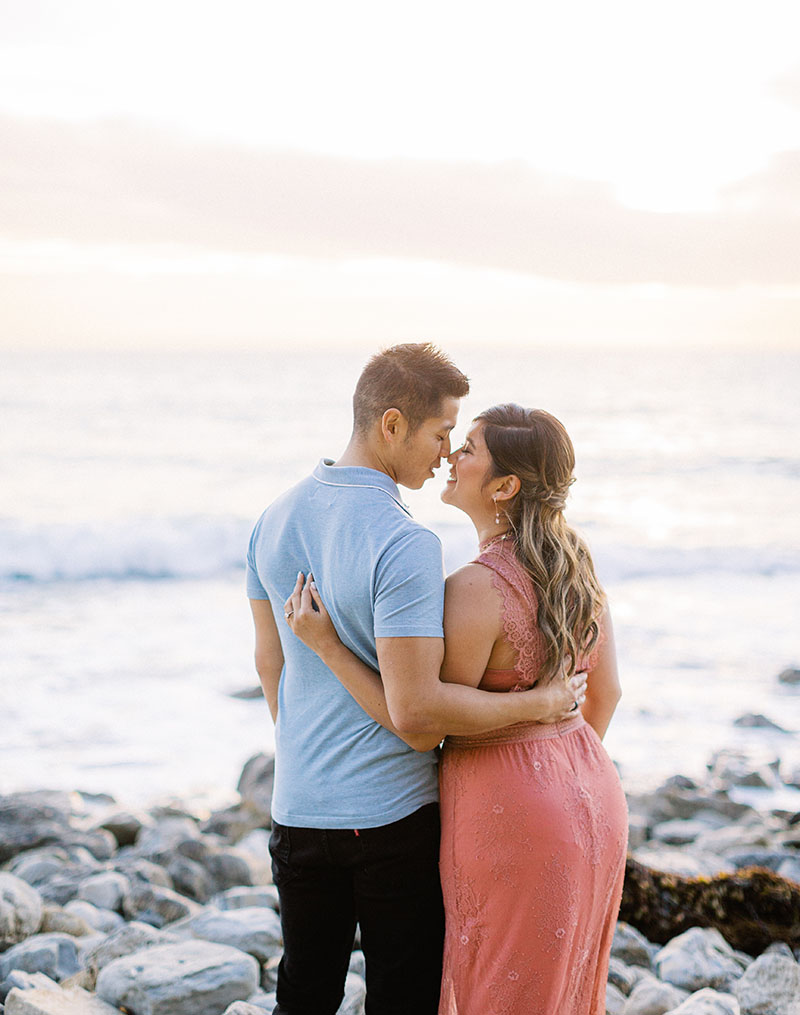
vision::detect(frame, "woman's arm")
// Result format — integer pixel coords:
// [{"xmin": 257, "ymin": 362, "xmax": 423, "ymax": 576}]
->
[
  {"xmin": 580, "ymin": 606, "xmax": 621, "ymax": 739},
  {"xmin": 285, "ymin": 572, "xmax": 585, "ymax": 750}
]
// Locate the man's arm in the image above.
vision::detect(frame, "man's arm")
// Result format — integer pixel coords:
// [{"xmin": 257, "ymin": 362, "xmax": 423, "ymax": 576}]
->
[{"xmin": 249, "ymin": 599, "xmax": 284, "ymax": 723}]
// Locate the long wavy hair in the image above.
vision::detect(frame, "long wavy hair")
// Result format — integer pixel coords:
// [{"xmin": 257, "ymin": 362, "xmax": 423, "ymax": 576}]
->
[{"xmin": 477, "ymin": 403, "xmax": 605, "ymax": 684}]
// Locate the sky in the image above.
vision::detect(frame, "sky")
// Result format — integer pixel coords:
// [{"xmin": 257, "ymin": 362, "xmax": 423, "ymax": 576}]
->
[{"xmin": 0, "ymin": 0, "xmax": 798, "ymax": 350}]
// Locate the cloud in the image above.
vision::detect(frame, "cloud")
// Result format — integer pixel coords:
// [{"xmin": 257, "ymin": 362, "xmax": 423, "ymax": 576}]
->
[{"xmin": 1, "ymin": 114, "xmax": 798, "ymax": 287}]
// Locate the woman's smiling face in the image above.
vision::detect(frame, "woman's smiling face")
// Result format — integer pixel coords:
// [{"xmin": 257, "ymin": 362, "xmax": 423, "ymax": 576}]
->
[{"xmin": 441, "ymin": 420, "xmax": 495, "ymax": 515}]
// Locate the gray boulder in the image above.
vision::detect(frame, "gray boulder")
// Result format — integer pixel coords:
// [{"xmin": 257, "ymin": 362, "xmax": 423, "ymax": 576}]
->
[
  {"xmin": 96, "ymin": 939, "xmax": 259, "ymax": 1015},
  {"xmin": 607, "ymin": 982, "xmax": 627, "ymax": 1015},
  {"xmin": 237, "ymin": 755, "xmax": 274, "ymax": 821},
  {"xmin": 732, "ymin": 951, "xmax": 800, "ymax": 1015},
  {"xmin": 122, "ymin": 882, "xmax": 202, "ymax": 928},
  {"xmin": 76, "ymin": 872, "xmax": 129, "ymax": 913},
  {"xmin": 63, "ymin": 900, "xmax": 124, "ymax": 935},
  {"xmin": 654, "ymin": 927, "xmax": 746, "ymax": 992},
  {"xmin": 607, "ymin": 956, "xmax": 638, "ymax": 995},
  {"xmin": 0, "ymin": 934, "xmax": 80, "ymax": 983},
  {"xmin": 38, "ymin": 907, "xmax": 92, "ymax": 938},
  {"xmin": 134, "ymin": 817, "xmax": 202, "ymax": 864},
  {"xmin": 169, "ymin": 907, "xmax": 282, "ymax": 963},
  {"xmin": 778, "ymin": 667, "xmax": 800, "ymax": 685},
  {"xmin": 0, "ymin": 875, "xmax": 43, "ymax": 951},
  {"xmin": 223, "ymin": 1004, "xmax": 266, "ymax": 1015},
  {"xmin": 667, "ymin": 988, "xmax": 741, "ymax": 1014},
  {"xmin": 612, "ymin": 922, "xmax": 655, "ymax": 969},
  {"xmin": 5, "ymin": 983, "xmax": 122, "ymax": 1014}
]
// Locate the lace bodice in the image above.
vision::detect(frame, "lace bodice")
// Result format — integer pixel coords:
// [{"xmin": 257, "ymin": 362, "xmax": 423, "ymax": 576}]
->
[{"xmin": 475, "ymin": 537, "xmax": 546, "ymax": 692}]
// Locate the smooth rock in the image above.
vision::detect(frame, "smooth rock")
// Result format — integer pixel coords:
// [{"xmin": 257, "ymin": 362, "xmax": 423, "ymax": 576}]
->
[
  {"xmin": 63, "ymin": 900, "xmax": 124, "ymax": 935},
  {"xmin": 165, "ymin": 855, "xmax": 214, "ymax": 903},
  {"xmin": 608, "ymin": 956, "xmax": 638, "ymax": 995},
  {"xmin": 212, "ymin": 886, "xmax": 280, "ymax": 912},
  {"xmin": 655, "ymin": 927, "xmax": 745, "ymax": 992},
  {"xmin": 667, "ymin": 988, "xmax": 740, "ymax": 1014},
  {"xmin": 205, "ymin": 851, "xmax": 254, "ymax": 893},
  {"xmin": 633, "ymin": 846, "xmax": 734, "ymax": 878},
  {"xmin": 733, "ymin": 713, "xmax": 787, "ymax": 732},
  {"xmin": 622, "ymin": 976, "xmax": 688, "ymax": 1014},
  {"xmin": 612, "ymin": 922, "xmax": 654, "ymax": 968},
  {"xmin": 337, "ymin": 972, "xmax": 366, "ymax": 1015},
  {"xmin": 169, "ymin": 907, "xmax": 282, "ymax": 963},
  {"xmin": 83, "ymin": 920, "xmax": 177, "ymax": 973},
  {"xmin": 0, "ymin": 874, "xmax": 43, "ymax": 951},
  {"xmin": 96, "ymin": 811, "xmax": 149, "ymax": 848},
  {"xmin": 732, "ymin": 951, "xmax": 800, "ymax": 1014},
  {"xmin": 96, "ymin": 939, "xmax": 259, "ymax": 1015},
  {"xmin": 223, "ymin": 1004, "xmax": 265, "ymax": 1015},
  {"xmin": 5, "ymin": 984, "xmax": 122, "ymax": 1014},
  {"xmin": 39, "ymin": 907, "xmax": 92, "ymax": 938},
  {"xmin": 778, "ymin": 668, "xmax": 800, "ymax": 685},
  {"xmin": 0, "ymin": 973, "xmax": 58, "ymax": 1005},
  {"xmin": 0, "ymin": 934, "xmax": 80, "ymax": 983},
  {"xmin": 134, "ymin": 817, "xmax": 202, "ymax": 863},
  {"xmin": 77, "ymin": 872, "xmax": 129, "ymax": 913},
  {"xmin": 122, "ymin": 882, "xmax": 202, "ymax": 927},
  {"xmin": 237, "ymin": 755, "xmax": 274, "ymax": 820},
  {"xmin": 607, "ymin": 981, "xmax": 627, "ymax": 1015},
  {"xmin": 650, "ymin": 819, "xmax": 714, "ymax": 846}
]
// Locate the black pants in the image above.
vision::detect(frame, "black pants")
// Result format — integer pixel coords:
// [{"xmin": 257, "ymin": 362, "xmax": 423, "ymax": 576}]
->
[{"xmin": 269, "ymin": 803, "xmax": 445, "ymax": 1015}]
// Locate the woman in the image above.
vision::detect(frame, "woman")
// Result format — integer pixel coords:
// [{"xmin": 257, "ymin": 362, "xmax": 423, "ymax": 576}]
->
[{"xmin": 285, "ymin": 404, "xmax": 627, "ymax": 1014}]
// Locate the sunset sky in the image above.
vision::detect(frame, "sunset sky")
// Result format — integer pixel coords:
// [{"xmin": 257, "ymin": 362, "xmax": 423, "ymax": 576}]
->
[{"xmin": 1, "ymin": 0, "xmax": 798, "ymax": 349}]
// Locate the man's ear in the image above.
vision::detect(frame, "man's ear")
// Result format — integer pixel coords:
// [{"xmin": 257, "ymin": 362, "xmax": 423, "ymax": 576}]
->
[
  {"xmin": 380, "ymin": 408, "xmax": 408, "ymax": 443},
  {"xmin": 494, "ymin": 474, "xmax": 520, "ymax": 504}
]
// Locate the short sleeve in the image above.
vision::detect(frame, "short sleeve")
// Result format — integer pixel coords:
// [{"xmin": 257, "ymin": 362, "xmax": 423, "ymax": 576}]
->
[
  {"xmin": 246, "ymin": 516, "xmax": 269, "ymax": 600},
  {"xmin": 373, "ymin": 528, "xmax": 445, "ymax": 638}
]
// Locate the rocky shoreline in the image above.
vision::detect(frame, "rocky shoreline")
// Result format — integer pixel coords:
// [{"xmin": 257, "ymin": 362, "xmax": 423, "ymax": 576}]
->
[{"xmin": 2, "ymin": 731, "xmax": 800, "ymax": 1015}]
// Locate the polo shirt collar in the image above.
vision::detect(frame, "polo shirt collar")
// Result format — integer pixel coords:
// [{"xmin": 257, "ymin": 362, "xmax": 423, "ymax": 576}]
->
[{"xmin": 313, "ymin": 459, "xmax": 411, "ymax": 515}]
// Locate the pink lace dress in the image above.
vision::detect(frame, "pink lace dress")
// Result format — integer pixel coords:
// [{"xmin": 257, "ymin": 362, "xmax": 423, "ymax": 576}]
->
[{"xmin": 438, "ymin": 539, "xmax": 628, "ymax": 1015}]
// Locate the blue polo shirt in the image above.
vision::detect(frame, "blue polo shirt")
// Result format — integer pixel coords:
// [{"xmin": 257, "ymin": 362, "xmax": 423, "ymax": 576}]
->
[{"xmin": 246, "ymin": 459, "xmax": 443, "ymax": 828}]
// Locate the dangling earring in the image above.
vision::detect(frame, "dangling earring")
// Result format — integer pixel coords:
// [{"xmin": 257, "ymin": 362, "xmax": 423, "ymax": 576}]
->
[{"xmin": 493, "ymin": 497, "xmax": 500, "ymax": 525}]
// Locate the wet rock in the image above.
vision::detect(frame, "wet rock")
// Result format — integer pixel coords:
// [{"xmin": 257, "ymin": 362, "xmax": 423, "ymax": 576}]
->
[
  {"xmin": 122, "ymin": 882, "xmax": 202, "ymax": 928},
  {"xmin": 76, "ymin": 873, "xmax": 129, "ymax": 914},
  {"xmin": 611, "ymin": 922, "xmax": 654, "ymax": 968},
  {"xmin": 0, "ymin": 874, "xmax": 43, "ymax": 951},
  {"xmin": 96, "ymin": 939, "xmax": 259, "ymax": 1015},
  {"xmin": 0, "ymin": 934, "xmax": 80, "ymax": 983},
  {"xmin": 732, "ymin": 950, "xmax": 800, "ymax": 1014},
  {"xmin": 654, "ymin": 928, "xmax": 746, "ymax": 992},
  {"xmin": 169, "ymin": 907, "xmax": 282, "ymax": 963},
  {"xmin": 667, "ymin": 988, "xmax": 740, "ymax": 1014},
  {"xmin": 622, "ymin": 975, "xmax": 688, "ymax": 1014}
]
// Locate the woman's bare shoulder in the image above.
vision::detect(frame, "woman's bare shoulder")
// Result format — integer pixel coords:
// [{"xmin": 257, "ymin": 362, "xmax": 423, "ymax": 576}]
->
[{"xmin": 444, "ymin": 562, "xmax": 503, "ymax": 620}]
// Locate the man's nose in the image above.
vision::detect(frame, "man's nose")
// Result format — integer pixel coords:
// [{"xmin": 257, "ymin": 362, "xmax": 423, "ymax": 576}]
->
[{"xmin": 440, "ymin": 437, "xmax": 452, "ymax": 459}]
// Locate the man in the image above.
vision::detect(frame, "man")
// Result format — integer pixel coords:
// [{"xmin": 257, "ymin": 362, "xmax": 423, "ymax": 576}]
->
[{"xmin": 246, "ymin": 343, "xmax": 583, "ymax": 1015}]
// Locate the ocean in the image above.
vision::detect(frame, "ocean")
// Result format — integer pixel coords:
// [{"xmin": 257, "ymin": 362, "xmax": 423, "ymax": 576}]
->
[{"xmin": 2, "ymin": 345, "xmax": 799, "ymax": 809}]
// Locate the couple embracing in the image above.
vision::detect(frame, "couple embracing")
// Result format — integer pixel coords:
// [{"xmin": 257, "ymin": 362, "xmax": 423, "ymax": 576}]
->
[{"xmin": 246, "ymin": 343, "xmax": 627, "ymax": 1015}]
